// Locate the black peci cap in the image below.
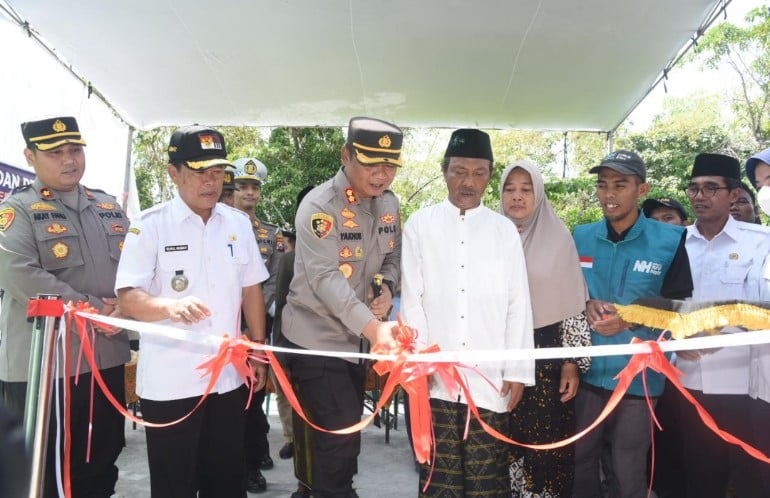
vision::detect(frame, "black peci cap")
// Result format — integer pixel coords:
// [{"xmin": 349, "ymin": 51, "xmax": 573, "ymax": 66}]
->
[
  {"xmin": 444, "ymin": 129, "xmax": 493, "ymax": 162},
  {"xmin": 690, "ymin": 153, "xmax": 740, "ymax": 181}
]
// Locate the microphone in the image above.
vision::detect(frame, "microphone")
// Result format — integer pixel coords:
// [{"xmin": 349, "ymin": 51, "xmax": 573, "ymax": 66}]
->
[{"xmin": 372, "ymin": 273, "xmax": 384, "ymax": 298}]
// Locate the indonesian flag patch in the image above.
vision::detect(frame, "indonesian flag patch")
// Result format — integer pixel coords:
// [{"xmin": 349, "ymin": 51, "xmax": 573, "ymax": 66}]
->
[{"xmin": 579, "ymin": 256, "xmax": 593, "ymax": 269}]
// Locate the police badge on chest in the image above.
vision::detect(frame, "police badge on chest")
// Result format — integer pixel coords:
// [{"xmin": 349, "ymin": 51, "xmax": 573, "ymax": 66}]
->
[{"xmin": 171, "ymin": 270, "xmax": 189, "ymax": 292}]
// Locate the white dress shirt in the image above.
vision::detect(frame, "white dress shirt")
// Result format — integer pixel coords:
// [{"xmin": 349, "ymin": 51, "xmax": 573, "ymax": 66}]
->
[
  {"xmin": 116, "ymin": 197, "xmax": 268, "ymax": 400},
  {"xmin": 679, "ymin": 216, "xmax": 770, "ymax": 394},
  {"xmin": 751, "ymin": 256, "xmax": 770, "ymax": 403},
  {"xmin": 401, "ymin": 200, "xmax": 535, "ymax": 413}
]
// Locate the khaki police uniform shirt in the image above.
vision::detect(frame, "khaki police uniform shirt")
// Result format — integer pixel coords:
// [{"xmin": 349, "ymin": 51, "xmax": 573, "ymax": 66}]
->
[
  {"xmin": 0, "ymin": 179, "xmax": 130, "ymax": 382},
  {"xmin": 282, "ymin": 168, "xmax": 401, "ymax": 360},
  {"xmin": 252, "ymin": 218, "xmax": 283, "ymax": 310}
]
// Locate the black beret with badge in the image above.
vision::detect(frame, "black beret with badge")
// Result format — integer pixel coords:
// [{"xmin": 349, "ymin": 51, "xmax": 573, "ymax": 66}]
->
[
  {"xmin": 168, "ymin": 125, "xmax": 234, "ymax": 170},
  {"xmin": 21, "ymin": 116, "xmax": 87, "ymax": 151},
  {"xmin": 444, "ymin": 129, "xmax": 493, "ymax": 162},
  {"xmin": 690, "ymin": 153, "xmax": 741, "ymax": 181},
  {"xmin": 347, "ymin": 117, "xmax": 403, "ymax": 166}
]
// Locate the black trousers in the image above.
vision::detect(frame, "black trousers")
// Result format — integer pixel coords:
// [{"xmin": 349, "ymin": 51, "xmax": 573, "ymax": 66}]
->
[
  {"xmin": 649, "ymin": 379, "xmax": 685, "ymax": 498},
  {"xmin": 749, "ymin": 397, "xmax": 770, "ymax": 495},
  {"xmin": 244, "ymin": 387, "xmax": 270, "ymax": 471},
  {"xmin": 244, "ymin": 315, "xmax": 271, "ymax": 471},
  {"xmin": 0, "ymin": 401, "xmax": 29, "ymax": 497},
  {"xmin": 142, "ymin": 386, "xmax": 247, "ymax": 498},
  {"xmin": 679, "ymin": 389, "xmax": 763, "ymax": 498},
  {"xmin": 291, "ymin": 353, "xmax": 366, "ymax": 498},
  {"xmin": 0, "ymin": 365, "xmax": 126, "ymax": 498}
]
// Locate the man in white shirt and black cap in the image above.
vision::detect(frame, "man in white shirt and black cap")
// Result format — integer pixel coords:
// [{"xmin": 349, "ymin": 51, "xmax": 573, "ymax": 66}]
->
[
  {"xmin": 401, "ymin": 128, "xmax": 535, "ymax": 496},
  {"xmin": 678, "ymin": 152, "xmax": 770, "ymax": 498},
  {"xmin": 116, "ymin": 125, "xmax": 269, "ymax": 497}
]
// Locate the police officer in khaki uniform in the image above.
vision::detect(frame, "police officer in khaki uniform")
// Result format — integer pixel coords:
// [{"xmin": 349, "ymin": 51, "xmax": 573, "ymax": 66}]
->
[
  {"xmin": 218, "ymin": 167, "xmax": 237, "ymax": 207},
  {"xmin": 233, "ymin": 158, "xmax": 283, "ymax": 316},
  {"xmin": 232, "ymin": 157, "xmax": 283, "ymax": 493},
  {"xmin": 282, "ymin": 117, "xmax": 402, "ymax": 498},
  {"xmin": 0, "ymin": 116, "xmax": 130, "ymax": 497}
]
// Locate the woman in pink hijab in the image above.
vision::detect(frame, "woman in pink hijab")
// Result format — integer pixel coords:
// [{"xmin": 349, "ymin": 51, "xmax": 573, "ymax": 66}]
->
[{"xmin": 499, "ymin": 160, "xmax": 591, "ymax": 497}]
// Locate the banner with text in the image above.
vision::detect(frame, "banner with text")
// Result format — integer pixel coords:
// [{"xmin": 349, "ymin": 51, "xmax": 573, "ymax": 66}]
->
[{"xmin": 0, "ymin": 161, "xmax": 34, "ymax": 202}]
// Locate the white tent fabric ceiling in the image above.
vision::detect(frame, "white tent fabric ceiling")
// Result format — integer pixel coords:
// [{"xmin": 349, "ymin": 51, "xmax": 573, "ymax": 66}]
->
[{"xmin": 9, "ymin": 0, "xmax": 722, "ymax": 131}]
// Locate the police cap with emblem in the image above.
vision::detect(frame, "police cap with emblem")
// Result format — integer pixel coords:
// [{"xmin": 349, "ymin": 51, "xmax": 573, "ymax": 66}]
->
[
  {"xmin": 222, "ymin": 169, "xmax": 236, "ymax": 191},
  {"xmin": 232, "ymin": 158, "xmax": 268, "ymax": 183},
  {"xmin": 347, "ymin": 117, "xmax": 403, "ymax": 167},
  {"xmin": 444, "ymin": 129, "xmax": 493, "ymax": 162},
  {"xmin": 21, "ymin": 116, "xmax": 87, "ymax": 151},
  {"xmin": 690, "ymin": 153, "xmax": 741, "ymax": 181},
  {"xmin": 168, "ymin": 125, "xmax": 234, "ymax": 170}
]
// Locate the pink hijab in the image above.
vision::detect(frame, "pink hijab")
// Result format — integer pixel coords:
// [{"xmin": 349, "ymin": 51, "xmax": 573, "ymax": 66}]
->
[{"xmin": 499, "ymin": 160, "xmax": 587, "ymax": 328}]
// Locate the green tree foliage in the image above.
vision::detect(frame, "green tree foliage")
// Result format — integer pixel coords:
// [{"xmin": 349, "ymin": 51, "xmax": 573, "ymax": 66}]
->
[
  {"xmin": 545, "ymin": 176, "xmax": 603, "ymax": 229},
  {"xmin": 250, "ymin": 127, "xmax": 344, "ymax": 229},
  {"xmin": 132, "ymin": 127, "xmax": 174, "ymax": 209},
  {"xmin": 693, "ymin": 5, "xmax": 770, "ymax": 145},
  {"xmin": 615, "ymin": 94, "xmax": 733, "ymax": 217},
  {"xmin": 129, "ymin": 89, "xmax": 747, "ymax": 233},
  {"xmin": 391, "ymin": 128, "xmax": 451, "ymax": 219},
  {"xmin": 132, "ymin": 126, "xmax": 344, "ymax": 228},
  {"xmin": 570, "ymin": 131, "xmax": 609, "ymax": 175}
]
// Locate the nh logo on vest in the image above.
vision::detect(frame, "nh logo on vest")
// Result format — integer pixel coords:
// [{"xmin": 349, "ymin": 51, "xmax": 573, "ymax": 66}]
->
[{"xmin": 632, "ymin": 259, "xmax": 662, "ymax": 276}]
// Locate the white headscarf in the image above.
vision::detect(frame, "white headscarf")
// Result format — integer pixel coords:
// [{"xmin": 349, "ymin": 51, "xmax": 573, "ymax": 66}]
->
[{"xmin": 499, "ymin": 160, "xmax": 588, "ymax": 328}]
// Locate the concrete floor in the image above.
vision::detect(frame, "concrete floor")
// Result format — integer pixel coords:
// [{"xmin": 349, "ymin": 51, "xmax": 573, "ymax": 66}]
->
[{"xmin": 114, "ymin": 399, "xmax": 418, "ymax": 497}]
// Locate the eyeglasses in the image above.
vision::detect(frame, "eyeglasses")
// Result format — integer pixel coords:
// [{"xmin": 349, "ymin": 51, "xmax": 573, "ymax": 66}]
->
[{"xmin": 684, "ymin": 185, "xmax": 730, "ymax": 198}]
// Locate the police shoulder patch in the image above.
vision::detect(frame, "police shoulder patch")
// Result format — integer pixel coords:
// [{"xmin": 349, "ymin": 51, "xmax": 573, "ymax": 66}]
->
[
  {"xmin": 0, "ymin": 207, "xmax": 15, "ymax": 231},
  {"xmin": 310, "ymin": 213, "xmax": 334, "ymax": 239}
]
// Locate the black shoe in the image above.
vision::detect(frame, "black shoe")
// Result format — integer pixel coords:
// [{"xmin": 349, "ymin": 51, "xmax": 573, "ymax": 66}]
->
[
  {"xmin": 259, "ymin": 455, "xmax": 274, "ymax": 470},
  {"xmin": 279, "ymin": 442, "xmax": 294, "ymax": 459},
  {"xmin": 246, "ymin": 469, "xmax": 267, "ymax": 493},
  {"xmin": 290, "ymin": 483, "xmax": 311, "ymax": 498}
]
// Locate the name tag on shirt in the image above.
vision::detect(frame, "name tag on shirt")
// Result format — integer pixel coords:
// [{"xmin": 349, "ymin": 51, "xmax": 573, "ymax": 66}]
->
[{"xmin": 164, "ymin": 245, "xmax": 189, "ymax": 252}]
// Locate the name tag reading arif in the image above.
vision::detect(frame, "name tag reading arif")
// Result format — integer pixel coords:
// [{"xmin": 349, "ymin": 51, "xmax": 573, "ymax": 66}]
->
[{"xmin": 164, "ymin": 245, "xmax": 189, "ymax": 252}]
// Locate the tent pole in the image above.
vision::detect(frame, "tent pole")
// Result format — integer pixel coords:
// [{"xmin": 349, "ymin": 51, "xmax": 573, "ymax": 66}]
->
[
  {"xmin": 24, "ymin": 294, "xmax": 62, "ymax": 498},
  {"xmin": 607, "ymin": 131, "xmax": 614, "ymax": 154},
  {"xmin": 562, "ymin": 131, "xmax": 568, "ymax": 178},
  {"xmin": 122, "ymin": 126, "xmax": 135, "ymax": 212}
]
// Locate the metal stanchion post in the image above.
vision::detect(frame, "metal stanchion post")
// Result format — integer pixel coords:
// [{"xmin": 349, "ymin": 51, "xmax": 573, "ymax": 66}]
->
[{"xmin": 23, "ymin": 294, "xmax": 62, "ymax": 498}]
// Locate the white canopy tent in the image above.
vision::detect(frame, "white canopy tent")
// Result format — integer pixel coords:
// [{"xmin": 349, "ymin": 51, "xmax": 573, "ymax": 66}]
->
[
  {"xmin": 0, "ymin": 0, "xmax": 741, "ymax": 211},
  {"xmin": 4, "ymin": 0, "xmax": 730, "ymax": 131}
]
